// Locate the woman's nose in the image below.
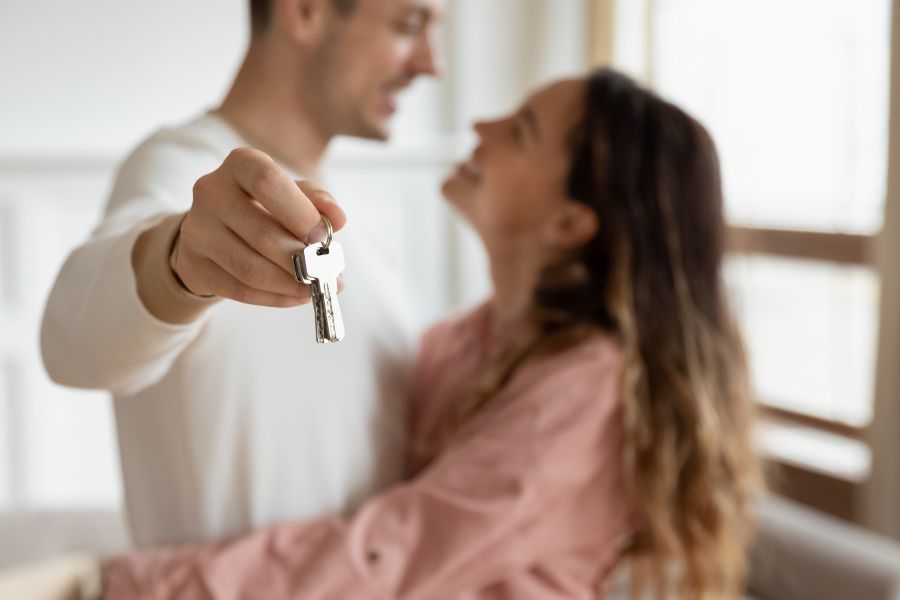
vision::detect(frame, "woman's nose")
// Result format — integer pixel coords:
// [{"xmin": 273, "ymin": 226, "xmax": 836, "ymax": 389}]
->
[
  {"xmin": 474, "ymin": 120, "xmax": 491, "ymax": 138},
  {"xmin": 474, "ymin": 116, "xmax": 509, "ymax": 139}
]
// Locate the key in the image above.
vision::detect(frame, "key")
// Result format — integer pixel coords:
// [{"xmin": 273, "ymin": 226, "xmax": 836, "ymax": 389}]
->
[{"xmin": 296, "ymin": 241, "xmax": 345, "ymax": 343}]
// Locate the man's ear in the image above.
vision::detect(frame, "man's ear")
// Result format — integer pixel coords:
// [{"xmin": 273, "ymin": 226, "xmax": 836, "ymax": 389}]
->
[
  {"xmin": 275, "ymin": 0, "xmax": 331, "ymax": 44},
  {"xmin": 542, "ymin": 202, "xmax": 599, "ymax": 251}
]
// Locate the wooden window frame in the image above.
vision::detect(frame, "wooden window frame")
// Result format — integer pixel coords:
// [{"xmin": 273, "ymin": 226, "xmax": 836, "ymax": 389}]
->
[
  {"xmin": 587, "ymin": 0, "xmax": 880, "ymax": 438},
  {"xmin": 728, "ymin": 227, "xmax": 875, "ymax": 267},
  {"xmin": 588, "ymin": 0, "xmax": 900, "ymax": 535},
  {"xmin": 728, "ymin": 225, "xmax": 877, "ymax": 437}
]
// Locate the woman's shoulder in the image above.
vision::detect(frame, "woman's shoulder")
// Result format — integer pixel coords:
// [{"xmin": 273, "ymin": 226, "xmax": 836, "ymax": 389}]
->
[
  {"xmin": 509, "ymin": 331, "xmax": 624, "ymax": 427},
  {"xmin": 533, "ymin": 330, "xmax": 622, "ymax": 384}
]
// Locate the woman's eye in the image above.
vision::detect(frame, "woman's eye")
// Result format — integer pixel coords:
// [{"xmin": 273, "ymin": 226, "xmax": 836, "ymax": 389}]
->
[{"xmin": 511, "ymin": 122, "xmax": 523, "ymax": 144}]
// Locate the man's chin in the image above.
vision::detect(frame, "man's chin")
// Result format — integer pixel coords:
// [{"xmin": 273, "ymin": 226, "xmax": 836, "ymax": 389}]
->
[{"xmin": 342, "ymin": 117, "xmax": 391, "ymax": 142}]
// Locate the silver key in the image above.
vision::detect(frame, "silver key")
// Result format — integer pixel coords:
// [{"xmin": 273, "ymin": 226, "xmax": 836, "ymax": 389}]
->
[{"xmin": 295, "ymin": 241, "xmax": 345, "ymax": 343}]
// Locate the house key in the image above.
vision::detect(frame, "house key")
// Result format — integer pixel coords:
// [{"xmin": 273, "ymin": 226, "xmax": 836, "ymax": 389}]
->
[{"xmin": 292, "ymin": 215, "xmax": 345, "ymax": 343}]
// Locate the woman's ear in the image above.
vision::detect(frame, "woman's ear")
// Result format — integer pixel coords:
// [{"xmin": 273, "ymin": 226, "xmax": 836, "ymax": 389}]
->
[
  {"xmin": 542, "ymin": 202, "xmax": 599, "ymax": 251},
  {"xmin": 275, "ymin": 0, "xmax": 330, "ymax": 44}
]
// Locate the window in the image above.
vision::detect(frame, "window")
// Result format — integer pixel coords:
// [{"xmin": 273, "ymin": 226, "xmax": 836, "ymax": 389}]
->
[{"xmin": 648, "ymin": 0, "xmax": 892, "ymax": 429}]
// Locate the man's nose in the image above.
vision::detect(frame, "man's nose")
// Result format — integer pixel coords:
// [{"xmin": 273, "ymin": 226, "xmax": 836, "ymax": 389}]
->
[{"xmin": 411, "ymin": 31, "xmax": 443, "ymax": 77}]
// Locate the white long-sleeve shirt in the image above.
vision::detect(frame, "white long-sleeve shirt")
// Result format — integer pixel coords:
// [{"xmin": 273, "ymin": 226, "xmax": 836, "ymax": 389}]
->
[{"xmin": 40, "ymin": 113, "xmax": 417, "ymax": 548}]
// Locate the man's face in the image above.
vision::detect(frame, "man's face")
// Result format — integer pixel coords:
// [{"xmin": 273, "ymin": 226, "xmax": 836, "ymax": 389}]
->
[{"xmin": 311, "ymin": 0, "xmax": 444, "ymax": 140}]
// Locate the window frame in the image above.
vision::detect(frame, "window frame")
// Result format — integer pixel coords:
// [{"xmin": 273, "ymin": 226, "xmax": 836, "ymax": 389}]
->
[{"xmin": 588, "ymin": 0, "xmax": 883, "ymax": 436}]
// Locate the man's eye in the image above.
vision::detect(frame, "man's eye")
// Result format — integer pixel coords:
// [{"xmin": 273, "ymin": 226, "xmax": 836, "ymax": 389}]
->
[{"xmin": 395, "ymin": 20, "xmax": 424, "ymax": 35}]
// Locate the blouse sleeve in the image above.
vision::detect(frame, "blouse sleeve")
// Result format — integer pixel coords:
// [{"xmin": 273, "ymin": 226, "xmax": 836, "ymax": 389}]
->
[{"xmin": 103, "ymin": 343, "xmax": 622, "ymax": 600}]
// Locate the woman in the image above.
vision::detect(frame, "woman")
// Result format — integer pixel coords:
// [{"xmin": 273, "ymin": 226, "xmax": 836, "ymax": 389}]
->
[{"xmin": 104, "ymin": 68, "xmax": 762, "ymax": 599}]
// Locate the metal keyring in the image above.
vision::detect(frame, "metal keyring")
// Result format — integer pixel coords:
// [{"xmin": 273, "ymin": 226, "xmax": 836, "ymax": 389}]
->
[{"xmin": 320, "ymin": 214, "xmax": 334, "ymax": 251}]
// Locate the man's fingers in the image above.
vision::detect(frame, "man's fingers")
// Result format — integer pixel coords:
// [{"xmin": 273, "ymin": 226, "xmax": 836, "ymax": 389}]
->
[
  {"xmin": 225, "ymin": 148, "xmax": 323, "ymax": 241},
  {"xmin": 187, "ymin": 150, "xmax": 350, "ymax": 306},
  {"xmin": 296, "ymin": 180, "xmax": 348, "ymax": 234},
  {"xmin": 220, "ymin": 194, "xmax": 306, "ymax": 276},
  {"xmin": 206, "ymin": 226, "xmax": 309, "ymax": 297},
  {"xmin": 188, "ymin": 256, "xmax": 309, "ymax": 308}
]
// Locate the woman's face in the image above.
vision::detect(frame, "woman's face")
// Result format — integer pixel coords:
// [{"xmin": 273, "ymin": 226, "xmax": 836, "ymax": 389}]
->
[{"xmin": 442, "ymin": 79, "xmax": 592, "ymax": 249}]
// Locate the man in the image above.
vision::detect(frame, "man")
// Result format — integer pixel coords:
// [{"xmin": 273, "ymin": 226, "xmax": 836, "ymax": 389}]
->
[{"xmin": 41, "ymin": 0, "xmax": 443, "ymax": 548}]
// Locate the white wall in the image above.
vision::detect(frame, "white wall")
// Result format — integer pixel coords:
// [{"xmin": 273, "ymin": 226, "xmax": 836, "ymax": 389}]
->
[
  {"xmin": 0, "ymin": 0, "xmax": 588, "ymax": 515},
  {"xmin": 0, "ymin": 0, "xmax": 247, "ymax": 156}
]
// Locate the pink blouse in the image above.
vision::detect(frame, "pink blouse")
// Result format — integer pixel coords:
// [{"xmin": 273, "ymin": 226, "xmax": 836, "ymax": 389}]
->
[{"xmin": 103, "ymin": 303, "xmax": 632, "ymax": 599}]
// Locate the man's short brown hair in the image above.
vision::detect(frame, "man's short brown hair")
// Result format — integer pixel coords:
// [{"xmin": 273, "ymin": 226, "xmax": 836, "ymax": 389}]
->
[{"xmin": 250, "ymin": 0, "xmax": 359, "ymax": 34}]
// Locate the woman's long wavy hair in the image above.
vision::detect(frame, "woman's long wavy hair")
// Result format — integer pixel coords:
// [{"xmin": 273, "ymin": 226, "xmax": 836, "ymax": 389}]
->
[{"xmin": 455, "ymin": 68, "xmax": 763, "ymax": 598}]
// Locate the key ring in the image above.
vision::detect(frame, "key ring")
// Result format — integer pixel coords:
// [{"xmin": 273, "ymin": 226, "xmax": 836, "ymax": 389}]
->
[
  {"xmin": 293, "ymin": 214, "xmax": 334, "ymax": 283},
  {"xmin": 320, "ymin": 214, "xmax": 333, "ymax": 252}
]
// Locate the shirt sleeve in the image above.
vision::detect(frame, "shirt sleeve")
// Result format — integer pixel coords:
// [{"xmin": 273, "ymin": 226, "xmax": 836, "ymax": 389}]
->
[
  {"xmin": 40, "ymin": 131, "xmax": 217, "ymax": 395},
  {"xmin": 102, "ymin": 345, "xmax": 624, "ymax": 600}
]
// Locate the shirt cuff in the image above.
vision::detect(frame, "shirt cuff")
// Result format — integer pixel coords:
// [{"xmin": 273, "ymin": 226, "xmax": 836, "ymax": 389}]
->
[{"xmin": 131, "ymin": 211, "xmax": 220, "ymax": 325}]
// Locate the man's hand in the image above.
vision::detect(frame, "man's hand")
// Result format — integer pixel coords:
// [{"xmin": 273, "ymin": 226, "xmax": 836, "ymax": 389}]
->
[{"xmin": 172, "ymin": 148, "xmax": 346, "ymax": 307}]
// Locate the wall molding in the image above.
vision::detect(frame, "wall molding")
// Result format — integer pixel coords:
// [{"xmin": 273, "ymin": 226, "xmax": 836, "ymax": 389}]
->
[
  {"xmin": 0, "ymin": 153, "xmax": 119, "ymax": 175},
  {"xmin": 0, "ymin": 135, "xmax": 470, "ymax": 177}
]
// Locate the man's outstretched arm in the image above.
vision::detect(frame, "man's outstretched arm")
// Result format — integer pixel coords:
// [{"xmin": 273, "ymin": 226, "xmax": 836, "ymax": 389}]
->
[{"xmin": 41, "ymin": 142, "xmax": 344, "ymax": 395}]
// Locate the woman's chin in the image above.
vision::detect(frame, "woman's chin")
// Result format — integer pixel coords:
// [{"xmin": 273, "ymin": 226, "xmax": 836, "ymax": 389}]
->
[
  {"xmin": 441, "ymin": 177, "xmax": 476, "ymax": 221},
  {"xmin": 440, "ymin": 174, "xmax": 466, "ymax": 204}
]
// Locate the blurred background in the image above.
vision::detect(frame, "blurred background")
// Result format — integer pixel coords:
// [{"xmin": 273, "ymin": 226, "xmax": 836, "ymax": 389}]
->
[{"xmin": 1, "ymin": 0, "xmax": 900, "ymax": 598}]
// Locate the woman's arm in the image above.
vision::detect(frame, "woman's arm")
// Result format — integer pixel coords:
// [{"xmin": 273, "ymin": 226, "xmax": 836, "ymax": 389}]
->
[
  {"xmin": 105, "ymin": 410, "xmax": 539, "ymax": 599},
  {"xmin": 104, "ymin": 340, "xmax": 624, "ymax": 599}
]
